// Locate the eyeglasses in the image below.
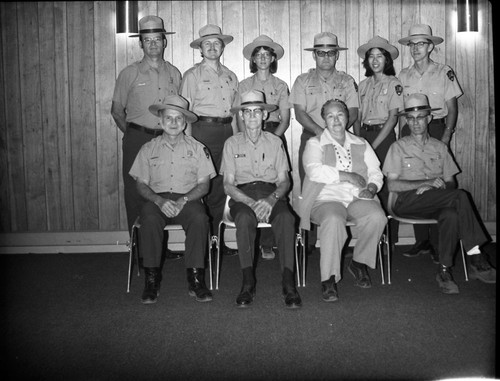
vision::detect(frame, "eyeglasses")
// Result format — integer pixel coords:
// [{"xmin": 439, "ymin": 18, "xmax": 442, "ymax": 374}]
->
[
  {"xmin": 406, "ymin": 115, "xmax": 428, "ymax": 124},
  {"xmin": 315, "ymin": 50, "xmax": 337, "ymax": 58},
  {"xmin": 408, "ymin": 41, "xmax": 429, "ymax": 49},
  {"xmin": 143, "ymin": 37, "xmax": 163, "ymax": 45},
  {"xmin": 255, "ymin": 52, "xmax": 272, "ymax": 60},
  {"xmin": 242, "ymin": 108, "xmax": 264, "ymax": 118}
]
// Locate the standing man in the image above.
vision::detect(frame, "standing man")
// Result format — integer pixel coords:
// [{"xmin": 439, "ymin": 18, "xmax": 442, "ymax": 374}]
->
[
  {"xmin": 289, "ymin": 32, "xmax": 359, "ymax": 252},
  {"xmin": 111, "ymin": 16, "xmax": 182, "ymax": 239},
  {"xmin": 129, "ymin": 95, "xmax": 216, "ymax": 304},
  {"xmin": 181, "ymin": 24, "xmax": 239, "ymax": 255},
  {"xmin": 397, "ymin": 24, "xmax": 463, "ymax": 259},
  {"xmin": 220, "ymin": 90, "xmax": 301, "ymax": 309},
  {"xmin": 383, "ymin": 93, "xmax": 495, "ymax": 293}
]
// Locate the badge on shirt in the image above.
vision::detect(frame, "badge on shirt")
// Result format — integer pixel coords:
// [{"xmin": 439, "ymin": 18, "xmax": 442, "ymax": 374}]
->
[
  {"xmin": 203, "ymin": 147, "xmax": 210, "ymax": 160},
  {"xmin": 187, "ymin": 150, "xmax": 194, "ymax": 158},
  {"xmin": 446, "ymin": 69, "xmax": 456, "ymax": 82},
  {"xmin": 234, "ymin": 154, "xmax": 246, "ymax": 158},
  {"xmin": 395, "ymin": 85, "xmax": 403, "ymax": 96}
]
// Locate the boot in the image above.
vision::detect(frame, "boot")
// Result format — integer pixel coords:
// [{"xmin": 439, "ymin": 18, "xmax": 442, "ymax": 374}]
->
[
  {"xmin": 142, "ymin": 267, "xmax": 161, "ymax": 304},
  {"xmin": 236, "ymin": 267, "xmax": 256, "ymax": 307},
  {"xmin": 187, "ymin": 268, "xmax": 213, "ymax": 302},
  {"xmin": 282, "ymin": 268, "xmax": 302, "ymax": 309}
]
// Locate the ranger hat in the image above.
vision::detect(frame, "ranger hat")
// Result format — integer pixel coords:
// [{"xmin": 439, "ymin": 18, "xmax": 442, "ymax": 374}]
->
[
  {"xmin": 398, "ymin": 24, "xmax": 443, "ymax": 45},
  {"xmin": 397, "ymin": 93, "xmax": 441, "ymax": 116},
  {"xmin": 304, "ymin": 32, "xmax": 347, "ymax": 51},
  {"xmin": 357, "ymin": 36, "xmax": 399, "ymax": 59},
  {"xmin": 230, "ymin": 90, "xmax": 278, "ymax": 114},
  {"xmin": 243, "ymin": 35, "xmax": 285, "ymax": 61},
  {"xmin": 190, "ymin": 24, "xmax": 234, "ymax": 48},
  {"xmin": 129, "ymin": 15, "xmax": 174, "ymax": 37},
  {"xmin": 149, "ymin": 95, "xmax": 198, "ymax": 123}
]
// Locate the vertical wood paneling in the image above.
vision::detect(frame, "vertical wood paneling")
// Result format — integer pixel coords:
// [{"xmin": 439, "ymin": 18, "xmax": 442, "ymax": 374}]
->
[
  {"xmin": 242, "ymin": 1, "xmax": 259, "ymax": 81},
  {"xmin": 0, "ymin": 3, "xmax": 10, "ymax": 231},
  {"xmin": 222, "ymin": 1, "xmax": 244, "ymax": 81},
  {"xmin": 170, "ymin": 1, "xmax": 194, "ymax": 74},
  {"xmin": 388, "ymin": 0, "xmax": 403, "ymax": 75},
  {"xmin": 486, "ymin": 1, "xmax": 496, "ymax": 222},
  {"xmin": 400, "ymin": 0, "xmax": 419, "ymax": 70}
]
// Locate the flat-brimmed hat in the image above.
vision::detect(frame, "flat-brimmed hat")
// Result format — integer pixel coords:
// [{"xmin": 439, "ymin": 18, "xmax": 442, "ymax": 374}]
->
[
  {"xmin": 230, "ymin": 90, "xmax": 278, "ymax": 114},
  {"xmin": 357, "ymin": 36, "xmax": 399, "ymax": 60},
  {"xmin": 243, "ymin": 35, "xmax": 284, "ymax": 61},
  {"xmin": 129, "ymin": 16, "xmax": 175, "ymax": 37},
  {"xmin": 398, "ymin": 24, "xmax": 443, "ymax": 45},
  {"xmin": 304, "ymin": 32, "xmax": 348, "ymax": 51},
  {"xmin": 149, "ymin": 95, "xmax": 198, "ymax": 123},
  {"xmin": 190, "ymin": 24, "xmax": 233, "ymax": 48},
  {"xmin": 397, "ymin": 93, "xmax": 441, "ymax": 116}
]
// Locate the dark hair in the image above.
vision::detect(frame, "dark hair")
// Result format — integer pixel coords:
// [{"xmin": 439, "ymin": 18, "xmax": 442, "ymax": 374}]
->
[
  {"xmin": 362, "ymin": 47, "xmax": 396, "ymax": 77},
  {"xmin": 320, "ymin": 99, "xmax": 349, "ymax": 120},
  {"xmin": 249, "ymin": 46, "xmax": 278, "ymax": 74}
]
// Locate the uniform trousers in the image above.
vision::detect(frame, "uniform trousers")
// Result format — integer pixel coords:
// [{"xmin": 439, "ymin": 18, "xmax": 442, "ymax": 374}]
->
[
  {"xmin": 393, "ymin": 188, "xmax": 488, "ymax": 267},
  {"xmin": 229, "ymin": 182, "xmax": 296, "ymax": 272},
  {"xmin": 401, "ymin": 118, "xmax": 447, "ymax": 245},
  {"xmin": 138, "ymin": 193, "xmax": 209, "ymax": 268},
  {"xmin": 191, "ymin": 120, "xmax": 233, "ymax": 234},
  {"xmin": 310, "ymin": 199, "xmax": 387, "ymax": 282}
]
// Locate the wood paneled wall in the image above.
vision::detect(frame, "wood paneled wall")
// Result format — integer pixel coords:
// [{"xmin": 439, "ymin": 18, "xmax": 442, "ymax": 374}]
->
[{"xmin": 0, "ymin": 0, "xmax": 495, "ymax": 233}]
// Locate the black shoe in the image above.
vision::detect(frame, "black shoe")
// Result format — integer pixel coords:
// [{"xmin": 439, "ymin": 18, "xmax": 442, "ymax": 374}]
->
[
  {"xmin": 236, "ymin": 284, "xmax": 255, "ymax": 307},
  {"xmin": 348, "ymin": 260, "xmax": 372, "ymax": 288},
  {"xmin": 321, "ymin": 275, "xmax": 339, "ymax": 302},
  {"xmin": 141, "ymin": 267, "xmax": 161, "ymax": 304},
  {"xmin": 222, "ymin": 245, "xmax": 238, "ymax": 256},
  {"xmin": 436, "ymin": 265, "xmax": 459, "ymax": 294},
  {"xmin": 469, "ymin": 253, "xmax": 496, "ymax": 284},
  {"xmin": 282, "ymin": 284, "xmax": 302, "ymax": 309},
  {"xmin": 187, "ymin": 268, "xmax": 213, "ymax": 302},
  {"xmin": 165, "ymin": 249, "xmax": 184, "ymax": 260},
  {"xmin": 403, "ymin": 240, "xmax": 432, "ymax": 258}
]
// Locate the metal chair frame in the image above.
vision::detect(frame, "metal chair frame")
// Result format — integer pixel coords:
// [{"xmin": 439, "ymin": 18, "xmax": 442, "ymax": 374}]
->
[
  {"xmin": 127, "ymin": 216, "xmax": 214, "ymax": 292},
  {"xmin": 386, "ymin": 192, "xmax": 469, "ymax": 285}
]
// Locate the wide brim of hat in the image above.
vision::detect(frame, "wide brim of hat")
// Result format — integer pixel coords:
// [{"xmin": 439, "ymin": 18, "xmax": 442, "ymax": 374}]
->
[
  {"xmin": 398, "ymin": 34, "xmax": 443, "ymax": 45},
  {"xmin": 397, "ymin": 106, "xmax": 441, "ymax": 116},
  {"xmin": 230, "ymin": 103, "xmax": 278, "ymax": 114},
  {"xmin": 304, "ymin": 46, "xmax": 348, "ymax": 51},
  {"xmin": 190, "ymin": 35, "xmax": 234, "ymax": 48},
  {"xmin": 149, "ymin": 104, "xmax": 198, "ymax": 123},
  {"xmin": 129, "ymin": 31, "xmax": 175, "ymax": 37},
  {"xmin": 357, "ymin": 41, "xmax": 399, "ymax": 59},
  {"xmin": 243, "ymin": 41, "xmax": 284, "ymax": 61}
]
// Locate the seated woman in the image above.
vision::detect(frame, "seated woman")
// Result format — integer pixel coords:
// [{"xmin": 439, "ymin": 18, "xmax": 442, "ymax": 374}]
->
[{"xmin": 299, "ymin": 99, "xmax": 387, "ymax": 302}]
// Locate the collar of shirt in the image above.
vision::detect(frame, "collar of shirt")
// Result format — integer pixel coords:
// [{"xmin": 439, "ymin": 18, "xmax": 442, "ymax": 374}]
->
[
  {"xmin": 159, "ymin": 133, "xmax": 187, "ymax": 151},
  {"xmin": 138, "ymin": 59, "xmax": 167, "ymax": 74},
  {"xmin": 200, "ymin": 59, "xmax": 225, "ymax": 76},
  {"xmin": 319, "ymin": 129, "xmax": 364, "ymax": 149}
]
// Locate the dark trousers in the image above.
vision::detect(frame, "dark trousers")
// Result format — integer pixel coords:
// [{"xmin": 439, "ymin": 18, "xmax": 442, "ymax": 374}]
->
[
  {"xmin": 394, "ymin": 189, "xmax": 488, "ymax": 267},
  {"xmin": 122, "ymin": 127, "xmax": 157, "ymax": 235},
  {"xmin": 229, "ymin": 182, "xmax": 296, "ymax": 272},
  {"xmin": 138, "ymin": 193, "xmax": 209, "ymax": 269},
  {"xmin": 191, "ymin": 120, "xmax": 233, "ymax": 234},
  {"xmin": 401, "ymin": 118, "xmax": 447, "ymax": 244}
]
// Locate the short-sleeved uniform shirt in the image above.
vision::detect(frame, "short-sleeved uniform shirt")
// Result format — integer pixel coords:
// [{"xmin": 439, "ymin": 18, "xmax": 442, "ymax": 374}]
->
[
  {"xmin": 289, "ymin": 68, "xmax": 359, "ymax": 128},
  {"xmin": 358, "ymin": 75, "xmax": 404, "ymax": 125},
  {"xmin": 112, "ymin": 60, "xmax": 182, "ymax": 129},
  {"xmin": 398, "ymin": 60, "xmax": 463, "ymax": 120},
  {"xmin": 238, "ymin": 74, "xmax": 290, "ymax": 123},
  {"xmin": 383, "ymin": 135, "xmax": 460, "ymax": 180},
  {"xmin": 129, "ymin": 134, "xmax": 216, "ymax": 194},
  {"xmin": 181, "ymin": 61, "xmax": 239, "ymax": 118},
  {"xmin": 220, "ymin": 131, "xmax": 289, "ymax": 185}
]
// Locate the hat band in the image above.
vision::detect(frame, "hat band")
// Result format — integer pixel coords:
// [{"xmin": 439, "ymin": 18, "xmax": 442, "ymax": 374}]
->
[
  {"xmin": 139, "ymin": 28, "xmax": 166, "ymax": 34},
  {"xmin": 241, "ymin": 101, "xmax": 266, "ymax": 106},
  {"xmin": 199, "ymin": 33, "xmax": 223, "ymax": 39},
  {"xmin": 313, "ymin": 44, "xmax": 339, "ymax": 49},
  {"xmin": 403, "ymin": 105, "xmax": 431, "ymax": 112}
]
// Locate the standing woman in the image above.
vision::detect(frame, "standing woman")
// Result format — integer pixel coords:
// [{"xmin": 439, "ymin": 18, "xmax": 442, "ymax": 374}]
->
[
  {"xmin": 237, "ymin": 35, "xmax": 291, "ymax": 260},
  {"xmin": 354, "ymin": 36, "xmax": 403, "ymax": 245}
]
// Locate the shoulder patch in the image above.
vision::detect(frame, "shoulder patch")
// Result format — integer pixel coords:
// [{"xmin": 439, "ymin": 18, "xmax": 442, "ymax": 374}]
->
[
  {"xmin": 395, "ymin": 85, "xmax": 403, "ymax": 96},
  {"xmin": 446, "ymin": 69, "xmax": 456, "ymax": 82},
  {"xmin": 203, "ymin": 147, "xmax": 211, "ymax": 160}
]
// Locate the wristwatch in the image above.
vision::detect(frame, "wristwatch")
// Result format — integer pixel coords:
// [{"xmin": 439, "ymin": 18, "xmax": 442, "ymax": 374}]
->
[{"xmin": 272, "ymin": 192, "xmax": 280, "ymax": 200}]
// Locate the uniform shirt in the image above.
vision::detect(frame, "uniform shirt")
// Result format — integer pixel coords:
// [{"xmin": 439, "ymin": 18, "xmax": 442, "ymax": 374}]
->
[
  {"xmin": 398, "ymin": 60, "xmax": 463, "ymax": 120},
  {"xmin": 289, "ymin": 68, "xmax": 359, "ymax": 128},
  {"xmin": 181, "ymin": 61, "xmax": 239, "ymax": 118},
  {"xmin": 303, "ymin": 129, "xmax": 383, "ymax": 207},
  {"xmin": 112, "ymin": 59, "xmax": 182, "ymax": 129},
  {"xmin": 129, "ymin": 134, "xmax": 216, "ymax": 194},
  {"xmin": 238, "ymin": 74, "xmax": 290, "ymax": 123},
  {"xmin": 383, "ymin": 135, "xmax": 460, "ymax": 180},
  {"xmin": 220, "ymin": 131, "xmax": 289, "ymax": 185},
  {"xmin": 358, "ymin": 75, "xmax": 404, "ymax": 125}
]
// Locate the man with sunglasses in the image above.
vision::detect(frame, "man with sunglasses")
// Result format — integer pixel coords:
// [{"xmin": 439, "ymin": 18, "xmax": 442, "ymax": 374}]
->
[
  {"xmin": 290, "ymin": 32, "xmax": 359, "ymax": 254},
  {"xmin": 220, "ymin": 90, "xmax": 301, "ymax": 309},
  {"xmin": 397, "ymin": 24, "xmax": 463, "ymax": 260}
]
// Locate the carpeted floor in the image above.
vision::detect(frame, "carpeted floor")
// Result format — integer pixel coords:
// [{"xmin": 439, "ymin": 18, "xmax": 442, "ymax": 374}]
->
[{"xmin": 1, "ymin": 244, "xmax": 496, "ymax": 381}]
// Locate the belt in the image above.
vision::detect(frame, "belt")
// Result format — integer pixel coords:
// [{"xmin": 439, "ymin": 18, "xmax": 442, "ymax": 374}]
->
[
  {"xmin": 264, "ymin": 121, "xmax": 280, "ymax": 129},
  {"xmin": 237, "ymin": 181, "xmax": 275, "ymax": 189},
  {"xmin": 127, "ymin": 122, "xmax": 163, "ymax": 136},
  {"xmin": 197, "ymin": 116, "xmax": 233, "ymax": 124},
  {"xmin": 362, "ymin": 123, "xmax": 384, "ymax": 132},
  {"xmin": 430, "ymin": 118, "xmax": 446, "ymax": 125}
]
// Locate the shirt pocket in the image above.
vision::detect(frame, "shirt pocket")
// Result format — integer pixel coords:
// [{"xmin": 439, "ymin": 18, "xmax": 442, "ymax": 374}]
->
[
  {"xmin": 402, "ymin": 157, "xmax": 422, "ymax": 173},
  {"xmin": 306, "ymin": 86, "xmax": 322, "ymax": 96},
  {"xmin": 148, "ymin": 157, "xmax": 165, "ymax": 179},
  {"xmin": 427, "ymin": 154, "xmax": 444, "ymax": 177}
]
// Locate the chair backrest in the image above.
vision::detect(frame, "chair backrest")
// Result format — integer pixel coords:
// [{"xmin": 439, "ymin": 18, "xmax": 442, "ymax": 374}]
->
[
  {"xmin": 387, "ymin": 191, "xmax": 437, "ymax": 225},
  {"xmin": 222, "ymin": 195, "xmax": 271, "ymax": 228}
]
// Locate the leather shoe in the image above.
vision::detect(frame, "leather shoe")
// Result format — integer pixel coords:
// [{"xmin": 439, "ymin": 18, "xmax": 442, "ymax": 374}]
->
[
  {"xmin": 222, "ymin": 245, "xmax": 238, "ymax": 256},
  {"xmin": 436, "ymin": 265, "xmax": 459, "ymax": 294},
  {"xmin": 403, "ymin": 240, "xmax": 432, "ymax": 258},
  {"xmin": 469, "ymin": 253, "xmax": 496, "ymax": 284},
  {"xmin": 187, "ymin": 268, "xmax": 213, "ymax": 302},
  {"xmin": 321, "ymin": 275, "xmax": 339, "ymax": 302},
  {"xmin": 236, "ymin": 284, "xmax": 255, "ymax": 307},
  {"xmin": 141, "ymin": 267, "xmax": 161, "ymax": 304},
  {"xmin": 282, "ymin": 284, "xmax": 302, "ymax": 309},
  {"xmin": 348, "ymin": 260, "xmax": 372, "ymax": 288}
]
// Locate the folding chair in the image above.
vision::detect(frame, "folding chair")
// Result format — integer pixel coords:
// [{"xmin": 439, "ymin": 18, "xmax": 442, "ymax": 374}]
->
[
  {"xmin": 386, "ymin": 192, "xmax": 469, "ymax": 284},
  {"xmin": 213, "ymin": 196, "xmax": 302, "ymax": 290},
  {"xmin": 126, "ymin": 217, "xmax": 214, "ymax": 292}
]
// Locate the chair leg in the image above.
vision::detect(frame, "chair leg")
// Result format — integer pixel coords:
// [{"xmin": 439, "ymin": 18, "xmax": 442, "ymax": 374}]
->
[
  {"xmin": 378, "ymin": 235, "xmax": 385, "ymax": 285},
  {"xmin": 294, "ymin": 233, "xmax": 301, "ymax": 287},
  {"xmin": 127, "ymin": 224, "xmax": 138, "ymax": 293},
  {"xmin": 208, "ymin": 234, "xmax": 214, "ymax": 290},
  {"xmin": 386, "ymin": 219, "xmax": 391, "ymax": 285},
  {"xmin": 299, "ymin": 230, "xmax": 306, "ymax": 287},
  {"xmin": 215, "ymin": 223, "xmax": 223, "ymax": 290},
  {"xmin": 460, "ymin": 240, "xmax": 469, "ymax": 281}
]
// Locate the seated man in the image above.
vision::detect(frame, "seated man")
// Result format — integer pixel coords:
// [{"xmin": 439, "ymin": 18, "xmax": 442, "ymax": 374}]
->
[
  {"xmin": 299, "ymin": 99, "xmax": 387, "ymax": 302},
  {"xmin": 220, "ymin": 90, "xmax": 301, "ymax": 309},
  {"xmin": 129, "ymin": 95, "xmax": 216, "ymax": 304},
  {"xmin": 383, "ymin": 93, "xmax": 496, "ymax": 294}
]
